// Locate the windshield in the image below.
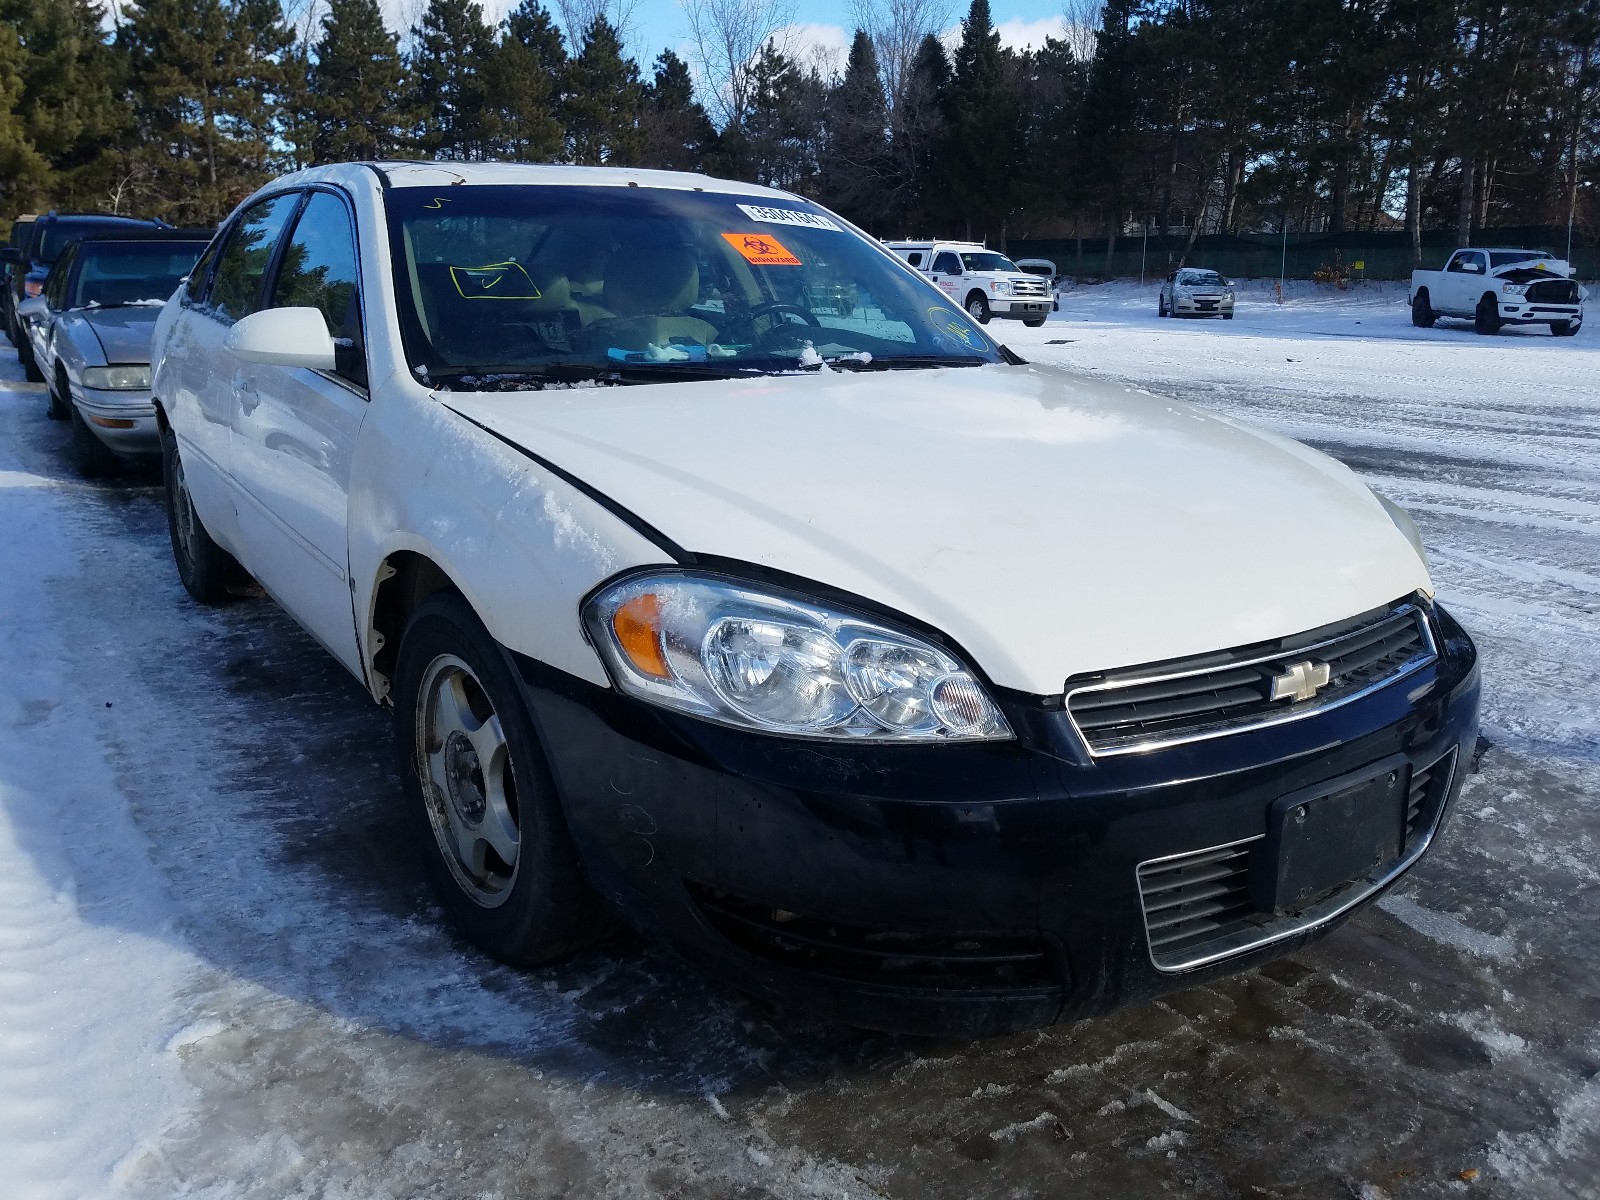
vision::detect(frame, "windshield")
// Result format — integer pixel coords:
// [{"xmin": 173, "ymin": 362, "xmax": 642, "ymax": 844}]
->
[
  {"xmin": 958, "ymin": 252, "xmax": 1020, "ymax": 274},
  {"xmin": 1177, "ymin": 269, "xmax": 1228, "ymax": 287},
  {"xmin": 70, "ymin": 242, "xmax": 206, "ymax": 309},
  {"xmin": 386, "ymin": 186, "xmax": 1001, "ymax": 386},
  {"xmin": 1016, "ymin": 262, "xmax": 1054, "ymax": 277},
  {"xmin": 1488, "ymin": 250, "xmax": 1548, "ymax": 268},
  {"xmin": 39, "ymin": 221, "xmax": 150, "ymax": 264}
]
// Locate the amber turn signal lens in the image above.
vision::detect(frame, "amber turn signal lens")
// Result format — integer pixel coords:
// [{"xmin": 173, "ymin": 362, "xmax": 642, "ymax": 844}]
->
[{"xmin": 612, "ymin": 593, "xmax": 671, "ymax": 679}]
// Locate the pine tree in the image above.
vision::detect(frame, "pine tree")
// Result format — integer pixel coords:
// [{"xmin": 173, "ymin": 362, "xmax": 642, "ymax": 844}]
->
[
  {"xmin": 640, "ymin": 50, "xmax": 716, "ymax": 171},
  {"xmin": 940, "ymin": 0, "xmax": 1024, "ymax": 241},
  {"xmin": 741, "ymin": 41, "xmax": 825, "ymax": 193},
  {"xmin": 562, "ymin": 17, "xmax": 642, "ymax": 165},
  {"xmin": 821, "ymin": 30, "xmax": 889, "ymax": 226},
  {"xmin": 226, "ymin": 0, "xmax": 297, "ymax": 188},
  {"xmin": 410, "ymin": 0, "xmax": 496, "ymax": 161},
  {"xmin": 489, "ymin": 0, "xmax": 566, "ymax": 161},
  {"xmin": 888, "ymin": 33, "xmax": 949, "ymax": 230},
  {"xmin": 0, "ymin": 23, "xmax": 51, "ymax": 211},
  {"xmin": 308, "ymin": 0, "xmax": 408, "ymax": 163}
]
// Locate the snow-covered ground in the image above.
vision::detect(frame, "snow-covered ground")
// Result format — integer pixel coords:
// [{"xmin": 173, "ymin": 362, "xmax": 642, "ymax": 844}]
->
[{"xmin": 1, "ymin": 284, "xmax": 1596, "ymax": 1199}]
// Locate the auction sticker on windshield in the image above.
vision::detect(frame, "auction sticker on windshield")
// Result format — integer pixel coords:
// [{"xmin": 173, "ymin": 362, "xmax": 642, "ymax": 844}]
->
[
  {"xmin": 735, "ymin": 204, "xmax": 840, "ymax": 232},
  {"xmin": 722, "ymin": 232, "xmax": 802, "ymax": 266}
]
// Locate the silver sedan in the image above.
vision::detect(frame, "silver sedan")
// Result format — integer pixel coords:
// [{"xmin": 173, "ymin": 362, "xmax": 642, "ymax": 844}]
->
[
  {"xmin": 19, "ymin": 236, "xmax": 208, "ymax": 475},
  {"xmin": 1159, "ymin": 267, "xmax": 1236, "ymax": 319}
]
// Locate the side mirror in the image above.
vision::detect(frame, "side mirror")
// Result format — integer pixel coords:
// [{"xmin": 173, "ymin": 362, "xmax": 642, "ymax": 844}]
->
[
  {"xmin": 0, "ymin": 247, "xmax": 22, "ymax": 266},
  {"xmin": 225, "ymin": 306, "xmax": 336, "ymax": 371},
  {"xmin": 16, "ymin": 295, "xmax": 47, "ymax": 320}
]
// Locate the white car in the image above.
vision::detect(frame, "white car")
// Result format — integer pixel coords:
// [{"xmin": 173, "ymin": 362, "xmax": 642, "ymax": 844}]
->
[
  {"xmin": 1409, "ymin": 248, "xmax": 1582, "ymax": 335},
  {"xmin": 151, "ymin": 163, "xmax": 1480, "ymax": 1037},
  {"xmin": 884, "ymin": 240, "xmax": 1053, "ymax": 326},
  {"xmin": 1159, "ymin": 267, "xmax": 1236, "ymax": 318}
]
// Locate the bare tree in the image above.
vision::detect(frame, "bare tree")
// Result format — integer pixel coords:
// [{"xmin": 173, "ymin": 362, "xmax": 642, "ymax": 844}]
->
[
  {"xmin": 551, "ymin": 0, "xmax": 644, "ymax": 46},
  {"xmin": 1060, "ymin": 0, "xmax": 1102, "ymax": 65},
  {"xmin": 682, "ymin": 0, "xmax": 795, "ymax": 129},
  {"xmin": 850, "ymin": 0, "xmax": 948, "ymax": 110}
]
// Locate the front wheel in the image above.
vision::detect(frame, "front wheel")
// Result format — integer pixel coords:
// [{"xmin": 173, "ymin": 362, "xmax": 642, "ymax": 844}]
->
[
  {"xmin": 1158, "ymin": 294, "xmax": 1168, "ymax": 318},
  {"xmin": 70, "ymin": 406, "xmax": 120, "ymax": 478},
  {"xmin": 1411, "ymin": 291, "xmax": 1436, "ymax": 328},
  {"xmin": 965, "ymin": 294, "xmax": 991, "ymax": 324},
  {"xmin": 1222, "ymin": 312, "xmax": 1234, "ymax": 320},
  {"xmin": 20, "ymin": 339, "xmax": 43, "ymax": 382},
  {"xmin": 1550, "ymin": 320, "xmax": 1579, "ymax": 337},
  {"xmin": 394, "ymin": 591, "xmax": 608, "ymax": 966},
  {"xmin": 1023, "ymin": 317, "xmax": 1046, "ymax": 328},
  {"xmin": 1474, "ymin": 294, "xmax": 1501, "ymax": 335},
  {"xmin": 47, "ymin": 366, "xmax": 69, "ymax": 420},
  {"xmin": 162, "ymin": 425, "xmax": 246, "ymax": 604}
]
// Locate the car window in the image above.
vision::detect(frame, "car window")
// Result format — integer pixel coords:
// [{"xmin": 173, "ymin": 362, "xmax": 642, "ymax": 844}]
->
[
  {"xmin": 185, "ymin": 236, "xmax": 223, "ymax": 303},
  {"xmin": 73, "ymin": 242, "xmax": 206, "ymax": 309},
  {"xmin": 904, "ymin": 251, "xmax": 924, "ymax": 267},
  {"xmin": 269, "ymin": 191, "xmax": 364, "ymax": 385},
  {"xmin": 386, "ymin": 184, "xmax": 1001, "ymax": 384},
  {"xmin": 10, "ymin": 219, "xmax": 33, "ymax": 251},
  {"xmin": 209, "ymin": 193, "xmax": 302, "ymax": 321},
  {"xmin": 959, "ymin": 252, "xmax": 1019, "ymax": 273},
  {"xmin": 1177, "ymin": 269, "xmax": 1227, "ymax": 286},
  {"xmin": 1488, "ymin": 250, "xmax": 1542, "ymax": 268},
  {"xmin": 45, "ymin": 245, "xmax": 76, "ymax": 309},
  {"xmin": 932, "ymin": 252, "xmax": 962, "ymax": 275}
]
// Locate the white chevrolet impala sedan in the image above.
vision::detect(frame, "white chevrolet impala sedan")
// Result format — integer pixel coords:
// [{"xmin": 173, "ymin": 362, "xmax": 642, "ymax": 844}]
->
[{"xmin": 151, "ymin": 163, "xmax": 1480, "ymax": 1036}]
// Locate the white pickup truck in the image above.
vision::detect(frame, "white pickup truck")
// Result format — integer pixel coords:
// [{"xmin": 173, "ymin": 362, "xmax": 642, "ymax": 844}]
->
[{"xmin": 1410, "ymin": 247, "xmax": 1583, "ymax": 336}]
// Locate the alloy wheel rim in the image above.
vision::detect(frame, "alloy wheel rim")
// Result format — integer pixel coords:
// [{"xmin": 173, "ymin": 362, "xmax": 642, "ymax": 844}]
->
[
  {"xmin": 415, "ymin": 653, "xmax": 520, "ymax": 907},
  {"xmin": 171, "ymin": 456, "xmax": 199, "ymax": 568}
]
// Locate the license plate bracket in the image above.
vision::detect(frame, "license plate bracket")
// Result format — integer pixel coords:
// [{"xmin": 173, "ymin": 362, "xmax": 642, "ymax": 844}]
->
[{"xmin": 1250, "ymin": 758, "xmax": 1408, "ymax": 915}]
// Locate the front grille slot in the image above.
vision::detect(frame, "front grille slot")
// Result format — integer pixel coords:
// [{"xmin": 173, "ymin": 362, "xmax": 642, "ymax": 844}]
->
[
  {"xmin": 1524, "ymin": 279, "xmax": 1579, "ymax": 304},
  {"xmin": 1067, "ymin": 601, "xmax": 1435, "ymax": 756},
  {"xmin": 690, "ymin": 885, "xmax": 1064, "ymax": 990},
  {"xmin": 1011, "ymin": 278, "xmax": 1048, "ymax": 297},
  {"xmin": 1137, "ymin": 749, "xmax": 1458, "ymax": 970}
]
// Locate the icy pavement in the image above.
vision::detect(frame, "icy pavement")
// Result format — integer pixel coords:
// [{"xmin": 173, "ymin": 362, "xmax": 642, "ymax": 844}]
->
[{"xmin": 0, "ymin": 284, "xmax": 1596, "ymax": 1198}]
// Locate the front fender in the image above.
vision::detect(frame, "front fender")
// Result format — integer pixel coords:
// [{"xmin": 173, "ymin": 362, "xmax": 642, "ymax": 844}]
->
[{"xmin": 347, "ymin": 382, "xmax": 672, "ymax": 699}]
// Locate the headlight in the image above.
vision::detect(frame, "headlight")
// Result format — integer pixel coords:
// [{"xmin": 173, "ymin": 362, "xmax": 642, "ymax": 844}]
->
[
  {"xmin": 583, "ymin": 572, "xmax": 1012, "ymax": 742},
  {"xmin": 1375, "ymin": 491, "xmax": 1429, "ymax": 570},
  {"xmin": 82, "ymin": 365, "xmax": 151, "ymax": 390},
  {"xmin": 1500, "ymin": 283, "xmax": 1527, "ymax": 295}
]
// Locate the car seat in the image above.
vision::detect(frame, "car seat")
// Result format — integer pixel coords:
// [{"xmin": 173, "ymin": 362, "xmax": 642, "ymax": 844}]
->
[{"xmin": 589, "ymin": 240, "xmax": 716, "ymax": 353}]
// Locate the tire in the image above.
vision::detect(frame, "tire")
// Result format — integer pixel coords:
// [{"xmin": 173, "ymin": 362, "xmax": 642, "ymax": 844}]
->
[
  {"xmin": 3, "ymin": 308, "xmax": 16, "ymax": 348},
  {"xmin": 1158, "ymin": 294, "xmax": 1168, "ymax": 318},
  {"xmin": 1411, "ymin": 291, "xmax": 1436, "ymax": 328},
  {"xmin": 1023, "ymin": 317, "xmax": 1046, "ymax": 328},
  {"xmin": 20, "ymin": 338, "xmax": 43, "ymax": 382},
  {"xmin": 162, "ymin": 424, "xmax": 246, "ymax": 604},
  {"xmin": 69, "ymin": 406, "xmax": 120, "ymax": 478},
  {"xmin": 1222, "ymin": 312, "xmax": 1234, "ymax": 320},
  {"xmin": 47, "ymin": 365, "xmax": 69, "ymax": 420},
  {"xmin": 1550, "ymin": 320, "xmax": 1579, "ymax": 337},
  {"xmin": 965, "ymin": 293, "xmax": 991, "ymax": 324},
  {"xmin": 394, "ymin": 591, "xmax": 608, "ymax": 967},
  {"xmin": 1474, "ymin": 293, "xmax": 1501, "ymax": 335}
]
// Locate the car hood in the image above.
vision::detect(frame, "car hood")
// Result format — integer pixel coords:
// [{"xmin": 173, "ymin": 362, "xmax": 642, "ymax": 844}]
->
[
  {"xmin": 79, "ymin": 307, "xmax": 160, "ymax": 364},
  {"xmin": 443, "ymin": 365, "xmax": 1431, "ymax": 694}
]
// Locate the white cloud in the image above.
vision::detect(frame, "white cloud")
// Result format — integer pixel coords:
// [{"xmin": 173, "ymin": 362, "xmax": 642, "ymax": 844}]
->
[
  {"xmin": 774, "ymin": 22, "xmax": 851, "ymax": 75},
  {"xmin": 939, "ymin": 14, "xmax": 1070, "ymax": 53}
]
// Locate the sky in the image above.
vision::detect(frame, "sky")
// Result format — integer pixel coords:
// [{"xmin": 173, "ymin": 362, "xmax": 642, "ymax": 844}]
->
[{"xmin": 373, "ymin": 0, "xmax": 1076, "ymax": 74}]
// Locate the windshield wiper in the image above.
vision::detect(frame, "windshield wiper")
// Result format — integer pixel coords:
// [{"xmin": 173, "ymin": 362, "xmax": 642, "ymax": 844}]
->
[
  {"xmin": 818, "ymin": 354, "xmax": 995, "ymax": 372},
  {"xmin": 421, "ymin": 361, "xmax": 758, "ymax": 390}
]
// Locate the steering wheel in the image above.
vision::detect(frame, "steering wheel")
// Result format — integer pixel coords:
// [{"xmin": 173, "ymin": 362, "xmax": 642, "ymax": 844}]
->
[{"xmin": 718, "ymin": 302, "xmax": 819, "ymax": 347}]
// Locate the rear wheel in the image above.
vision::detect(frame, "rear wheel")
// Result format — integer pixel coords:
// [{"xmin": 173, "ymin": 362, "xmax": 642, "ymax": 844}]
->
[
  {"xmin": 1550, "ymin": 320, "xmax": 1579, "ymax": 337},
  {"xmin": 965, "ymin": 293, "xmax": 991, "ymax": 324},
  {"xmin": 69, "ymin": 406, "xmax": 120, "ymax": 478},
  {"xmin": 20, "ymin": 339, "xmax": 43, "ymax": 382},
  {"xmin": 162, "ymin": 425, "xmax": 246, "ymax": 604},
  {"xmin": 47, "ymin": 365, "xmax": 70, "ymax": 420},
  {"xmin": 1474, "ymin": 293, "xmax": 1501, "ymax": 335},
  {"xmin": 1411, "ymin": 291, "xmax": 1436, "ymax": 328},
  {"xmin": 394, "ymin": 591, "xmax": 608, "ymax": 966}
]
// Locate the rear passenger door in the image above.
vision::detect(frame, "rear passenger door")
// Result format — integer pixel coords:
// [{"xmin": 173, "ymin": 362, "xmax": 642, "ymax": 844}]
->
[{"xmin": 228, "ymin": 188, "xmax": 369, "ymax": 674}]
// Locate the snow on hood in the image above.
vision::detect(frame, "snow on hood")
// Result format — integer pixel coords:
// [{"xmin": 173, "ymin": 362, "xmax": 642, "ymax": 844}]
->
[
  {"xmin": 79, "ymin": 306, "xmax": 161, "ymax": 366},
  {"xmin": 442, "ymin": 365, "xmax": 1431, "ymax": 693}
]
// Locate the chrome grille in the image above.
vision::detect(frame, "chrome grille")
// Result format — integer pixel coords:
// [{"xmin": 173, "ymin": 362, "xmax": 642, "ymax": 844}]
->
[
  {"xmin": 1066, "ymin": 601, "xmax": 1436, "ymax": 757},
  {"xmin": 1010, "ymin": 277, "xmax": 1048, "ymax": 297},
  {"xmin": 1136, "ymin": 749, "xmax": 1457, "ymax": 971}
]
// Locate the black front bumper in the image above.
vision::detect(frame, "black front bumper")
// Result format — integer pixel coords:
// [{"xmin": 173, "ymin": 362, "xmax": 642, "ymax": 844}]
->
[{"xmin": 510, "ymin": 604, "xmax": 1480, "ymax": 1037}]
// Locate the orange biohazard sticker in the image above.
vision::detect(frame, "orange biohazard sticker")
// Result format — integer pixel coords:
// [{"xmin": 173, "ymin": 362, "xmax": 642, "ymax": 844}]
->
[{"xmin": 722, "ymin": 232, "xmax": 802, "ymax": 266}]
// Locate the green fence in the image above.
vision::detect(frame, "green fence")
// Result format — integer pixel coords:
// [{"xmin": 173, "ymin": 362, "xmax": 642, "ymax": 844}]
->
[{"xmin": 1009, "ymin": 226, "xmax": 1597, "ymax": 282}]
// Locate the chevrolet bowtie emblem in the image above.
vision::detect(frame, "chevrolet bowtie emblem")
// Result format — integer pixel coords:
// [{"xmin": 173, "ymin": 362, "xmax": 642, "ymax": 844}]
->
[{"xmin": 1268, "ymin": 660, "xmax": 1331, "ymax": 703}]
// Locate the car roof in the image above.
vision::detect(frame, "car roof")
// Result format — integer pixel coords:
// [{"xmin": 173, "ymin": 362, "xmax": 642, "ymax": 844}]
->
[
  {"xmin": 277, "ymin": 160, "xmax": 807, "ymax": 201},
  {"xmin": 38, "ymin": 213, "xmax": 164, "ymax": 226}
]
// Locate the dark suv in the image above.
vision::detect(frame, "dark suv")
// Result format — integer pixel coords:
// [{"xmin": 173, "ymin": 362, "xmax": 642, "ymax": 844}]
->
[{"xmin": 3, "ymin": 212, "xmax": 171, "ymax": 378}]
